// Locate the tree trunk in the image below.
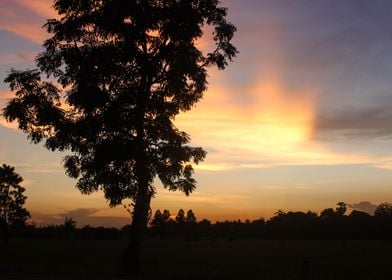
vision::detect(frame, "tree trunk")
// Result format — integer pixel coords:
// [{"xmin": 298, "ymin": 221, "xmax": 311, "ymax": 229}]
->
[
  {"xmin": 4, "ymin": 224, "xmax": 9, "ymax": 245},
  {"xmin": 123, "ymin": 62, "xmax": 152, "ymax": 278},
  {"xmin": 0, "ymin": 219, "xmax": 8, "ymax": 245},
  {"xmin": 123, "ymin": 186, "xmax": 151, "ymax": 278},
  {"xmin": 1, "ymin": 212, "xmax": 9, "ymax": 245}
]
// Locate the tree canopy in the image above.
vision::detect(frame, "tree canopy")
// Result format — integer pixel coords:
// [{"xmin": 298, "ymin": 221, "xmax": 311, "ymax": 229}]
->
[{"xmin": 3, "ymin": 0, "xmax": 237, "ymax": 207}]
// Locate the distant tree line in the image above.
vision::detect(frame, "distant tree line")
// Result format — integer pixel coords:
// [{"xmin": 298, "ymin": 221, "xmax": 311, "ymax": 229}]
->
[
  {"xmin": 3, "ymin": 202, "xmax": 392, "ymax": 241},
  {"xmin": 5, "ymin": 217, "xmax": 122, "ymax": 240},
  {"xmin": 147, "ymin": 203, "xmax": 392, "ymax": 241}
]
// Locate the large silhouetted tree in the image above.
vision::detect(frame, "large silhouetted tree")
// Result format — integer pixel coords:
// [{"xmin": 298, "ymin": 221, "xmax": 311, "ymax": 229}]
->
[
  {"xmin": 2, "ymin": 0, "xmax": 237, "ymax": 275},
  {"xmin": 0, "ymin": 164, "xmax": 30, "ymax": 244}
]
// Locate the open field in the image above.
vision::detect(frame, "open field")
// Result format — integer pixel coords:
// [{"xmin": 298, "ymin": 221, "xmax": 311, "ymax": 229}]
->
[{"xmin": 1, "ymin": 238, "xmax": 391, "ymax": 279}]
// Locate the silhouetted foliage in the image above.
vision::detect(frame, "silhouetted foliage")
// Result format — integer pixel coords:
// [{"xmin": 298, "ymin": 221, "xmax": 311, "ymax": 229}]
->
[
  {"xmin": 0, "ymin": 164, "xmax": 30, "ymax": 244},
  {"xmin": 336, "ymin": 202, "xmax": 347, "ymax": 216},
  {"xmin": 146, "ymin": 203, "xmax": 392, "ymax": 240},
  {"xmin": 175, "ymin": 209, "xmax": 186, "ymax": 224},
  {"xmin": 7, "ymin": 202, "xmax": 392, "ymax": 242},
  {"xmin": 2, "ymin": 0, "xmax": 237, "ymax": 275},
  {"xmin": 186, "ymin": 209, "xmax": 197, "ymax": 223},
  {"xmin": 62, "ymin": 217, "xmax": 77, "ymax": 238},
  {"xmin": 319, "ymin": 208, "xmax": 336, "ymax": 219},
  {"xmin": 151, "ymin": 210, "xmax": 163, "ymax": 227},
  {"xmin": 374, "ymin": 202, "xmax": 392, "ymax": 217},
  {"xmin": 12, "ymin": 222, "xmax": 120, "ymax": 240},
  {"xmin": 63, "ymin": 217, "xmax": 77, "ymax": 229},
  {"xmin": 150, "ymin": 209, "xmax": 171, "ymax": 239}
]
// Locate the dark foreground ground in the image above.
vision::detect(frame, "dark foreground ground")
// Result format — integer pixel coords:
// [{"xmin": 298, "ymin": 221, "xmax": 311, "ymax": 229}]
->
[{"xmin": 0, "ymin": 238, "xmax": 391, "ymax": 279}]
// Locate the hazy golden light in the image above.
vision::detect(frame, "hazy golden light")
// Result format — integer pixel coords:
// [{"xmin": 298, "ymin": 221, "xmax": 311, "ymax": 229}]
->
[
  {"xmin": 236, "ymin": 79, "xmax": 314, "ymax": 151},
  {"xmin": 175, "ymin": 73, "xmax": 319, "ymax": 169}
]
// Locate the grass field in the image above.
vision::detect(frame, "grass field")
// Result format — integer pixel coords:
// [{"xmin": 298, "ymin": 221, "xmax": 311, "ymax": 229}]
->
[{"xmin": 1, "ymin": 238, "xmax": 391, "ymax": 279}]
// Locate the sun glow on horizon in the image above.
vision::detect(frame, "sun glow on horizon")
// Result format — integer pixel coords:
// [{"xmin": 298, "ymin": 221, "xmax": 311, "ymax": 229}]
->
[{"xmin": 175, "ymin": 74, "xmax": 322, "ymax": 171}]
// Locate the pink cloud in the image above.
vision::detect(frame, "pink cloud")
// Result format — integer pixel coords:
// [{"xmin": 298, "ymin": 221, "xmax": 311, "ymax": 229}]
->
[
  {"xmin": 0, "ymin": 22, "xmax": 47, "ymax": 44},
  {"xmin": 0, "ymin": 51, "xmax": 37, "ymax": 64},
  {"xmin": 0, "ymin": 6, "xmax": 17, "ymax": 18},
  {"xmin": 14, "ymin": 0, "xmax": 58, "ymax": 19},
  {"xmin": 0, "ymin": 0, "xmax": 54, "ymax": 44}
]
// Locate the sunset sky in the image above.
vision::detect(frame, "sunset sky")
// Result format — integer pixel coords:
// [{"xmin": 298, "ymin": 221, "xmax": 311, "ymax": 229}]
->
[{"xmin": 1, "ymin": 0, "xmax": 392, "ymax": 227}]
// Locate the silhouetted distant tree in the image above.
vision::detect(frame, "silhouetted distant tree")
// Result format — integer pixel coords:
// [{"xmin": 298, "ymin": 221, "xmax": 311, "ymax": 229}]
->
[
  {"xmin": 62, "ymin": 217, "xmax": 77, "ymax": 238},
  {"xmin": 64, "ymin": 217, "xmax": 77, "ymax": 229},
  {"xmin": 319, "ymin": 208, "xmax": 336, "ymax": 219},
  {"xmin": 0, "ymin": 164, "xmax": 30, "ymax": 244},
  {"xmin": 267, "ymin": 210, "xmax": 319, "ymax": 239},
  {"xmin": 185, "ymin": 209, "xmax": 197, "ymax": 241},
  {"xmin": 151, "ymin": 209, "xmax": 171, "ymax": 239},
  {"xmin": 175, "ymin": 209, "xmax": 186, "ymax": 224},
  {"xmin": 161, "ymin": 209, "xmax": 171, "ymax": 222},
  {"xmin": 335, "ymin": 202, "xmax": 347, "ymax": 216},
  {"xmin": 348, "ymin": 210, "xmax": 370, "ymax": 218},
  {"xmin": 2, "ymin": 0, "xmax": 237, "ymax": 275},
  {"xmin": 186, "ymin": 209, "xmax": 197, "ymax": 223},
  {"xmin": 151, "ymin": 210, "xmax": 163, "ymax": 227},
  {"xmin": 374, "ymin": 202, "xmax": 392, "ymax": 217}
]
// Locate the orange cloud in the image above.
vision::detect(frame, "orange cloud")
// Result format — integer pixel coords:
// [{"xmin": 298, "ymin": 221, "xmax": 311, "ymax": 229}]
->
[
  {"xmin": 0, "ymin": 91, "xmax": 15, "ymax": 100},
  {"xmin": 0, "ymin": 118, "xmax": 18, "ymax": 130}
]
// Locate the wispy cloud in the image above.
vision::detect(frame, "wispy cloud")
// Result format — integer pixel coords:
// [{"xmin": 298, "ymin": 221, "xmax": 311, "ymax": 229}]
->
[
  {"xmin": 348, "ymin": 201, "xmax": 378, "ymax": 215},
  {"xmin": 0, "ymin": 0, "xmax": 53, "ymax": 44},
  {"xmin": 14, "ymin": 0, "xmax": 58, "ymax": 19},
  {"xmin": 30, "ymin": 209, "xmax": 130, "ymax": 228},
  {"xmin": 0, "ymin": 22, "xmax": 47, "ymax": 44},
  {"xmin": 10, "ymin": 162, "xmax": 64, "ymax": 174},
  {"xmin": 59, "ymin": 208, "xmax": 99, "ymax": 218},
  {"xmin": 175, "ymin": 71, "xmax": 377, "ymax": 169},
  {"xmin": 314, "ymin": 107, "xmax": 392, "ymax": 140},
  {"xmin": 0, "ymin": 51, "xmax": 36, "ymax": 64}
]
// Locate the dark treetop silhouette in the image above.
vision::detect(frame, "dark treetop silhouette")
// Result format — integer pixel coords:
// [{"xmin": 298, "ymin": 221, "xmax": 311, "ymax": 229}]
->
[
  {"xmin": 2, "ymin": 0, "xmax": 237, "ymax": 276},
  {"xmin": 0, "ymin": 164, "xmax": 30, "ymax": 244}
]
